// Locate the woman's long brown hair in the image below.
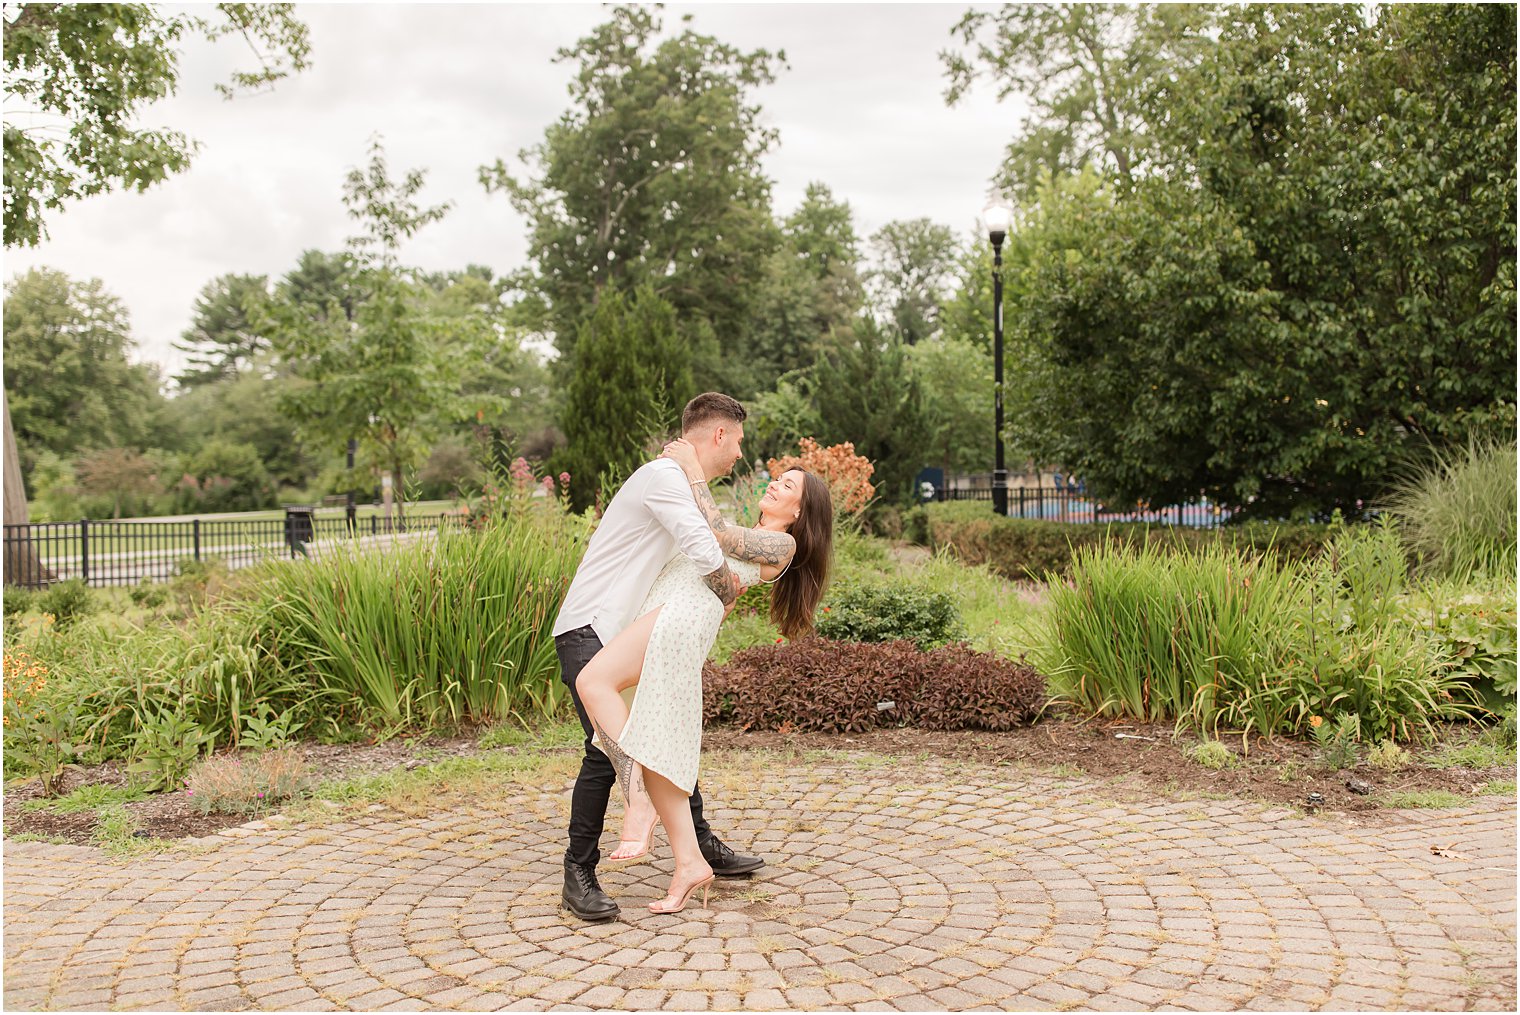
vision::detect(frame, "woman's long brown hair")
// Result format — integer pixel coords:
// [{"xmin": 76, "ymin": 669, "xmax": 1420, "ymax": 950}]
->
[{"xmin": 769, "ymin": 470, "xmax": 833, "ymax": 639}]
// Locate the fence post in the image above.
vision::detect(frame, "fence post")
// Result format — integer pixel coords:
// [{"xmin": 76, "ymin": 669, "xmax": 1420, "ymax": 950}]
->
[
  {"xmin": 193, "ymin": 518, "xmax": 201, "ymax": 563},
  {"xmin": 79, "ymin": 518, "xmax": 89, "ymax": 586}
]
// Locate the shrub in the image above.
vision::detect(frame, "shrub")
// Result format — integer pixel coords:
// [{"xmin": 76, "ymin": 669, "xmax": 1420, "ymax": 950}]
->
[
  {"xmin": 703, "ymin": 638, "xmax": 1045, "ymax": 734},
  {"xmin": 924, "ymin": 501, "xmax": 1334, "ymax": 581},
  {"xmin": 1294, "ymin": 519, "xmax": 1474, "ymax": 741},
  {"xmin": 167, "ymin": 557, "xmax": 230, "ymax": 613},
  {"xmin": 36, "ymin": 579, "xmax": 94, "ymax": 628},
  {"xmin": 1402, "ymin": 576, "xmax": 1517, "ymax": 704},
  {"xmin": 767, "ymin": 437, "xmax": 876, "ymax": 517},
  {"xmin": 3, "ymin": 585, "xmax": 36, "ymax": 619},
  {"xmin": 1388, "ymin": 438, "xmax": 1517, "ymax": 581},
  {"xmin": 815, "ymin": 580, "xmax": 966, "ymax": 649},
  {"xmin": 128, "ymin": 578, "xmax": 168, "ymax": 611},
  {"xmin": 186, "ymin": 748, "xmax": 310, "ymax": 814}
]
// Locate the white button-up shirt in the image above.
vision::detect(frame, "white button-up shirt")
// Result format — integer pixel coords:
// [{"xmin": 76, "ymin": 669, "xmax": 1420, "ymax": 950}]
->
[{"xmin": 552, "ymin": 458, "xmax": 725, "ymax": 644}]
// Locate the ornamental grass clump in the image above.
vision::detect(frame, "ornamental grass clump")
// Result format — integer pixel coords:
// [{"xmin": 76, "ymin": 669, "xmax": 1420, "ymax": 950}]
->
[
  {"xmin": 243, "ymin": 511, "xmax": 588, "ymax": 728},
  {"xmin": 186, "ymin": 748, "xmax": 310, "ymax": 815},
  {"xmin": 1388, "ymin": 438, "xmax": 1517, "ymax": 581},
  {"xmin": 1043, "ymin": 519, "xmax": 1480, "ymax": 742},
  {"xmin": 1042, "ymin": 540, "xmax": 1303, "ymax": 737}
]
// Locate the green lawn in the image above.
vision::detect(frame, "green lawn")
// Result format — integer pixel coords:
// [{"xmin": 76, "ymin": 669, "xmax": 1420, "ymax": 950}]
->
[{"xmin": 21, "ymin": 500, "xmax": 464, "ymax": 562}]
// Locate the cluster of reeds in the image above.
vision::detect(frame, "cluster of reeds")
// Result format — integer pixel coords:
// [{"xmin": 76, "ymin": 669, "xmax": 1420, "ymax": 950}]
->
[{"xmin": 244, "ymin": 512, "xmax": 588, "ymax": 728}]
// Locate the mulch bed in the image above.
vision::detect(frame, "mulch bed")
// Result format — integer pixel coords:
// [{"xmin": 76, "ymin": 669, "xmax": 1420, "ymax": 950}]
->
[
  {"xmin": 705, "ymin": 718, "xmax": 1509, "ymax": 818},
  {"xmin": 3, "ymin": 720, "xmax": 1508, "ymax": 848}
]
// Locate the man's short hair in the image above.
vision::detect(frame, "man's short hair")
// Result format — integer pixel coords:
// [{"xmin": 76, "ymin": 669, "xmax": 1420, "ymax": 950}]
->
[{"xmin": 681, "ymin": 392, "xmax": 747, "ymax": 434}]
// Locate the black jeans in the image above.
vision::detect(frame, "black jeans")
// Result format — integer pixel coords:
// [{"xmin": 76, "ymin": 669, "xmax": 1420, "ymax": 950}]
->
[{"xmin": 556, "ymin": 625, "xmax": 712, "ymax": 868}]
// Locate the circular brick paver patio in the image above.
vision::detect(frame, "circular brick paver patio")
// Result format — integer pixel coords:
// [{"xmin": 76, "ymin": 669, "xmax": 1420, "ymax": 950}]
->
[{"xmin": 3, "ymin": 754, "xmax": 1515, "ymax": 1011}]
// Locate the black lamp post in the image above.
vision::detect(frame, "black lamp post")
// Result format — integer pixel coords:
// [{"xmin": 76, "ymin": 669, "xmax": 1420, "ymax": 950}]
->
[
  {"xmin": 982, "ymin": 195, "xmax": 1014, "ymax": 516},
  {"xmin": 345, "ymin": 438, "xmax": 357, "ymax": 533}
]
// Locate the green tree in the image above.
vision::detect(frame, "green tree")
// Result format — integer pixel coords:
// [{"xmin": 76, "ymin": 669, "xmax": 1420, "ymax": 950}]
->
[
  {"xmin": 172, "ymin": 273, "xmax": 274, "ymax": 388},
  {"xmin": 557, "ymin": 286, "xmax": 692, "ymax": 510},
  {"xmin": 942, "ymin": 3, "xmax": 1216, "ymax": 196},
  {"xmin": 866, "ymin": 218, "xmax": 960, "ymax": 345},
  {"xmin": 938, "ymin": 238, "xmax": 994, "ymax": 355},
  {"xmin": 179, "ymin": 438, "xmax": 275, "ymax": 513},
  {"xmin": 277, "ymin": 249, "xmax": 363, "ymax": 327},
  {"xmin": 271, "ymin": 139, "xmax": 492, "ymax": 520},
  {"xmin": 1004, "ymin": 5, "xmax": 1517, "ymax": 518},
  {"xmin": 745, "ymin": 371, "xmax": 824, "ymax": 467},
  {"xmin": 74, "ymin": 446, "xmax": 162, "ymax": 519},
  {"xmin": 3, "ymin": 3, "xmax": 310, "ymax": 247},
  {"xmin": 811, "ymin": 319, "xmax": 931, "ymax": 505},
  {"xmin": 481, "ymin": 5, "xmax": 782, "ymax": 393},
  {"xmin": 421, "ymin": 265, "xmax": 556, "ymax": 444},
  {"xmin": 906, "ymin": 336, "xmax": 994, "ymax": 482},
  {"xmin": 2, "ymin": 268, "xmax": 166, "ymax": 480},
  {"xmin": 161, "ymin": 370, "xmax": 312, "ymax": 490},
  {"xmin": 782, "ymin": 181, "xmax": 865, "ymax": 335}
]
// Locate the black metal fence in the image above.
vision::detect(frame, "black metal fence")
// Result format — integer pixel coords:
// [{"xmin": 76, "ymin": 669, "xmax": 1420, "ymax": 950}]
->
[
  {"xmin": 3, "ymin": 513, "xmax": 459, "ymax": 589},
  {"xmin": 935, "ymin": 485, "xmax": 1231, "ymax": 528}
]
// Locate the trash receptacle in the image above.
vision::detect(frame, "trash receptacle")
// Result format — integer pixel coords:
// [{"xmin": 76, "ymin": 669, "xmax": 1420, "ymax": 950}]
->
[{"xmin": 284, "ymin": 505, "xmax": 315, "ymax": 558}]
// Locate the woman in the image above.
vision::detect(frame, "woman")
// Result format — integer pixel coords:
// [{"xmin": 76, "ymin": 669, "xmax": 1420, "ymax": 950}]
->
[{"xmin": 573, "ymin": 444, "xmax": 833, "ymax": 914}]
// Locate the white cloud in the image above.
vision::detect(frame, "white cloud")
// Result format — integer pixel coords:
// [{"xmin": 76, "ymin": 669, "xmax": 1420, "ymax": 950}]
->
[{"xmin": 2, "ymin": 2, "xmax": 1022, "ymax": 378}]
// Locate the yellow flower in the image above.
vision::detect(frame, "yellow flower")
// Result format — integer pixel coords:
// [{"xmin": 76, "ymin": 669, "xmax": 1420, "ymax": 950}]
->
[{"xmin": 1308, "ymin": 715, "xmax": 1324, "ymax": 728}]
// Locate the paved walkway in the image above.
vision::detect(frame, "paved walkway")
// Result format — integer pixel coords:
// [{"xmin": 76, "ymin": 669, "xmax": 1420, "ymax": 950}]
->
[{"xmin": 4, "ymin": 755, "xmax": 1515, "ymax": 1011}]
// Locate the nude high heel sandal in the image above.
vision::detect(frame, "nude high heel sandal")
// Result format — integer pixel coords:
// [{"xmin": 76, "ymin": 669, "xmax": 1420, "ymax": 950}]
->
[{"xmin": 648, "ymin": 873, "xmax": 714, "ymax": 914}]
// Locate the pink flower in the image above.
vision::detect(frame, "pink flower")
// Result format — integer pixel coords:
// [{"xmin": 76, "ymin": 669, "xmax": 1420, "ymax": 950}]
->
[{"xmin": 559, "ymin": 472, "xmax": 570, "ymax": 486}]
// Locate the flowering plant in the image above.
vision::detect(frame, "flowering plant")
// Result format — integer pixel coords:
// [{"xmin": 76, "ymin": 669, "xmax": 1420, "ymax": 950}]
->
[
  {"xmin": 3, "ymin": 647, "xmax": 81, "ymax": 795},
  {"xmin": 766, "ymin": 437, "xmax": 875, "ymax": 517},
  {"xmin": 462, "ymin": 453, "xmax": 572, "ymax": 527}
]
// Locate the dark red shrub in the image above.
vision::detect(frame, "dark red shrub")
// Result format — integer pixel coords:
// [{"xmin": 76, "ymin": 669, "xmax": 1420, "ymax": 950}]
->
[{"xmin": 703, "ymin": 638, "xmax": 1046, "ymax": 733}]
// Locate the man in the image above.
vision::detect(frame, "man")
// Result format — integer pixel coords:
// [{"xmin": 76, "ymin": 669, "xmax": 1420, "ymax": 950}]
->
[{"xmin": 553, "ymin": 392, "xmax": 765, "ymax": 921}]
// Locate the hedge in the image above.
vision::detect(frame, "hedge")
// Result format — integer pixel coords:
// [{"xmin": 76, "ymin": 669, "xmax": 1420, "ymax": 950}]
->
[{"xmin": 917, "ymin": 501, "xmax": 1334, "ymax": 581}]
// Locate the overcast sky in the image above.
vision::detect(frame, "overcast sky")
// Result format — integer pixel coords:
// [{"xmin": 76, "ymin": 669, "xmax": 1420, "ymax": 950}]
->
[{"xmin": 4, "ymin": 2, "xmax": 1024, "ymax": 382}]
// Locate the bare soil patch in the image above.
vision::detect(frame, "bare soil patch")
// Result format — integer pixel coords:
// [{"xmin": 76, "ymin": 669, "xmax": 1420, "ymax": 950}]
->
[
  {"xmin": 703, "ymin": 717, "xmax": 1511, "ymax": 819},
  {"xmin": 3, "ymin": 733, "xmax": 486, "ymax": 846},
  {"xmin": 4, "ymin": 719, "xmax": 1508, "ymax": 848}
]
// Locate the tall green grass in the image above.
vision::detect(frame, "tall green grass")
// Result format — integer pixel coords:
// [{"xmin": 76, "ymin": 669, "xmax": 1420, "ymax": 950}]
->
[
  {"xmin": 1041, "ymin": 520, "xmax": 1480, "ymax": 741},
  {"xmin": 1041, "ymin": 541, "xmax": 1303, "ymax": 736},
  {"xmin": 239, "ymin": 513, "xmax": 588, "ymax": 729},
  {"xmin": 1389, "ymin": 438, "xmax": 1517, "ymax": 581}
]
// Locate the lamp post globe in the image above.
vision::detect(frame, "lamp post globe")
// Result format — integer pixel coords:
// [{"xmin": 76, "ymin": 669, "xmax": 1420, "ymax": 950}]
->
[{"xmin": 981, "ymin": 195, "xmax": 1014, "ymax": 516}]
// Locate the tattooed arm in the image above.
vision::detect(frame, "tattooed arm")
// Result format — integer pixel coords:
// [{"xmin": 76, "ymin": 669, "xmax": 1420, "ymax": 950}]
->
[{"xmin": 663, "ymin": 441, "xmax": 797, "ymax": 569}]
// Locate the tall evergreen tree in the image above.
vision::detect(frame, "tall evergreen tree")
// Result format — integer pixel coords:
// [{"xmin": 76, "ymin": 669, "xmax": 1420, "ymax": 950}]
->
[
  {"xmin": 173, "ymin": 273, "xmax": 273, "ymax": 388},
  {"xmin": 812, "ymin": 319, "xmax": 931, "ymax": 505},
  {"xmin": 557, "ymin": 286, "xmax": 693, "ymax": 510}
]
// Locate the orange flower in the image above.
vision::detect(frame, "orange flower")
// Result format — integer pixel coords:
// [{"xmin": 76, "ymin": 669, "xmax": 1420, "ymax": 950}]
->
[{"xmin": 1308, "ymin": 715, "xmax": 1324, "ymax": 728}]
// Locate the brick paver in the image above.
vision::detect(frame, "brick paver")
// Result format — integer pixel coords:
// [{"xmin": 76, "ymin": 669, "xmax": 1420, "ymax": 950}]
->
[{"xmin": 4, "ymin": 754, "xmax": 1515, "ymax": 1011}]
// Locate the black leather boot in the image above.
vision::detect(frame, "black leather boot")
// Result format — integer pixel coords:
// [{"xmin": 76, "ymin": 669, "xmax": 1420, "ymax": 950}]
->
[
  {"xmin": 562, "ymin": 858, "xmax": 619, "ymax": 921},
  {"xmin": 702, "ymin": 834, "xmax": 764, "ymax": 877}
]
